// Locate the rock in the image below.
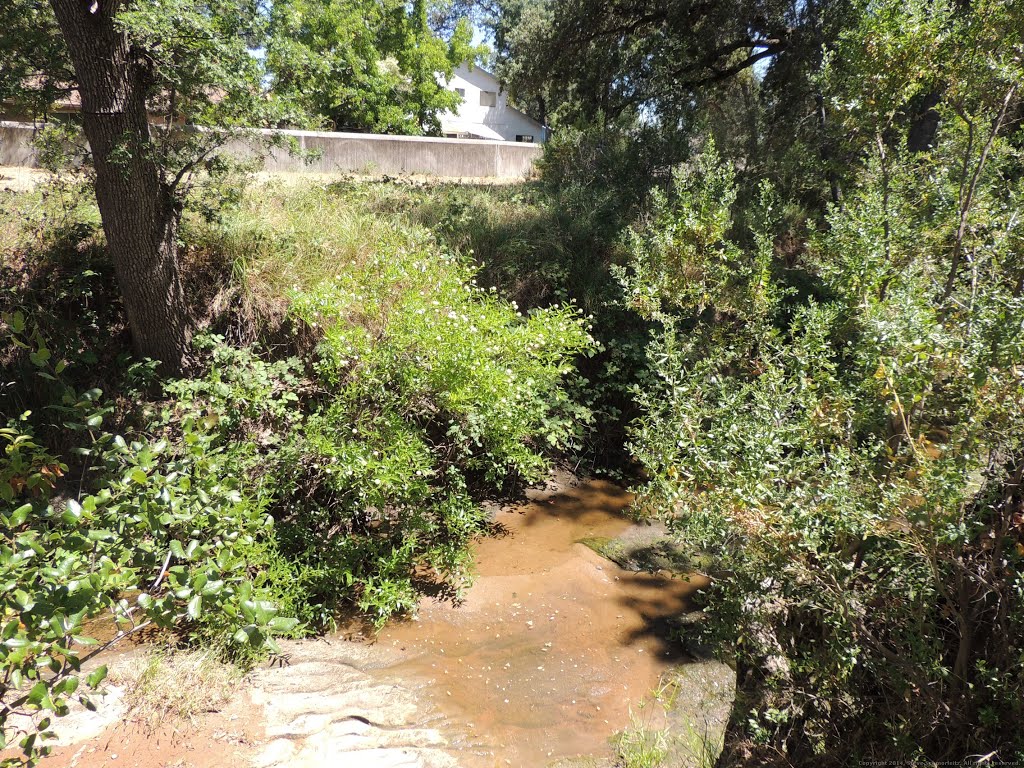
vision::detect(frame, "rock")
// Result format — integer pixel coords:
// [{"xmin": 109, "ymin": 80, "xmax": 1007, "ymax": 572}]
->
[
  {"xmin": 249, "ymin": 639, "xmax": 462, "ymax": 768},
  {"xmin": 658, "ymin": 659, "xmax": 736, "ymax": 768},
  {"xmin": 577, "ymin": 521, "xmax": 701, "ymax": 575},
  {"xmin": 579, "ymin": 520, "xmax": 736, "ymax": 768},
  {"xmin": 3, "ymin": 682, "xmax": 127, "ymax": 749}
]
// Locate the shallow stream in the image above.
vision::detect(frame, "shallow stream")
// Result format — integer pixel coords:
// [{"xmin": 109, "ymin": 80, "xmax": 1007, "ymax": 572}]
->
[
  {"xmin": 375, "ymin": 477, "xmax": 708, "ymax": 766},
  {"xmin": 33, "ymin": 476, "xmax": 715, "ymax": 768}
]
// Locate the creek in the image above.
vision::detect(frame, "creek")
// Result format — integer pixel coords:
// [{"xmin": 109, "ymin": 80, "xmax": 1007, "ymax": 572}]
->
[{"xmin": 374, "ymin": 476, "xmax": 710, "ymax": 766}]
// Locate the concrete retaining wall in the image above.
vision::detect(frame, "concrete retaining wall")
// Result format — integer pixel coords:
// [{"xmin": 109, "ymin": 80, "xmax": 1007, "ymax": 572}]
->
[
  {"xmin": 0, "ymin": 122, "xmax": 542, "ymax": 179},
  {"xmin": 0, "ymin": 122, "xmax": 43, "ymax": 167}
]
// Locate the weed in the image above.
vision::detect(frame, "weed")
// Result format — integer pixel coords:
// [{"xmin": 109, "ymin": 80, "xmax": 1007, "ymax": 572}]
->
[
  {"xmin": 615, "ymin": 704, "xmax": 669, "ymax": 768},
  {"xmin": 614, "ymin": 676, "xmax": 722, "ymax": 768},
  {"xmin": 111, "ymin": 650, "xmax": 242, "ymax": 731}
]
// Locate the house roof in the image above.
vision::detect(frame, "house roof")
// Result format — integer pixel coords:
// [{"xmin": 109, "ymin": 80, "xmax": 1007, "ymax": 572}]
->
[{"xmin": 462, "ymin": 64, "xmax": 499, "ymax": 83}]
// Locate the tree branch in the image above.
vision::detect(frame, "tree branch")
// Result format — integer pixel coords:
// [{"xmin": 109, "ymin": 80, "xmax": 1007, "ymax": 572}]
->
[{"xmin": 943, "ymin": 84, "xmax": 1017, "ymax": 299}]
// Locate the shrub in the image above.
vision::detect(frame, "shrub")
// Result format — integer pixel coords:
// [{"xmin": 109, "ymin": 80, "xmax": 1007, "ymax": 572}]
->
[
  {"xmin": 323, "ymin": 179, "xmax": 658, "ymax": 473},
  {"xmin": 1, "ymin": 316, "xmax": 295, "ymax": 766},
  {"xmin": 180, "ymin": 185, "xmax": 595, "ymax": 624},
  {"xmin": 1, "ymin": 177, "xmax": 595, "ymax": 761},
  {"xmin": 623, "ymin": 141, "xmax": 1024, "ymax": 762}
]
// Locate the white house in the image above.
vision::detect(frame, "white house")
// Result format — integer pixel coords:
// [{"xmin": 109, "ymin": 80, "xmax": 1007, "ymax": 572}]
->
[{"xmin": 438, "ymin": 64, "xmax": 546, "ymax": 143}]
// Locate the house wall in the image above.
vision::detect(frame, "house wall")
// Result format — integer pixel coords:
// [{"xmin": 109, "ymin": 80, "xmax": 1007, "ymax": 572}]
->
[
  {"xmin": 0, "ymin": 121, "xmax": 542, "ymax": 179},
  {"xmin": 439, "ymin": 66, "xmax": 545, "ymax": 143}
]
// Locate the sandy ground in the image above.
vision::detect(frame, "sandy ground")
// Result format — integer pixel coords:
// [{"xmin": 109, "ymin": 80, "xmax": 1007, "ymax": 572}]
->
[
  {"xmin": 43, "ymin": 697, "xmax": 261, "ymax": 768},
  {"xmin": 0, "ymin": 166, "xmax": 49, "ymax": 192}
]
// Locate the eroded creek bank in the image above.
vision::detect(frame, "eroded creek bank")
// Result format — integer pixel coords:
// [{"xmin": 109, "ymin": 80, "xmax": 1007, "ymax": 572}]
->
[{"xmin": 44, "ymin": 475, "xmax": 734, "ymax": 768}]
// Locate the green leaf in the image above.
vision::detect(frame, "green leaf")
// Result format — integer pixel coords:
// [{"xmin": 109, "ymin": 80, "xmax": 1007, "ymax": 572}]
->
[
  {"xmin": 13, "ymin": 589, "xmax": 35, "ymax": 611},
  {"xmin": 62, "ymin": 499, "xmax": 83, "ymax": 524},
  {"xmin": 9, "ymin": 310, "xmax": 25, "ymax": 333},
  {"xmin": 29, "ymin": 346, "xmax": 51, "ymax": 366},
  {"xmin": 186, "ymin": 594, "xmax": 202, "ymax": 620},
  {"xmin": 232, "ymin": 625, "xmax": 259, "ymax": 646},
  {"xmin": 85, "ymin": 665, "xmax": 107, "ymax": 688},
  {"xmin": 9, "ymin": 503, "xmax": 31, "ymax": 527},
  {"xmin": 26, "ymin": 681, "xmax": 47, "ymax": 708},
  {"xmin": 268, "ymin": 617, "xmax": 299, "ymax": 633},
  {"xmin": 200, "ymin": 579, "xmax": 223, "ymax": 597},
  {"xmin": 20, "ymin": 731, "xmax": 36, "ymax": 753},
  {"xmin": 236, "ymin": 581, "xmax": 252, "ymax": 603}
]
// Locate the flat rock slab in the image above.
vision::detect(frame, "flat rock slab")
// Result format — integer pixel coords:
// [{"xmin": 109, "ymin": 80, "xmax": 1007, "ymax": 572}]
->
[
  {"xmin": 3, "ymin": 685, "xmax": 127, "ymax": 749},
  {"xmin": 659, "ymin": 658, "xmax": 736, "ymax": 767},
  {"xmin": 249, "ymin": 639, "xmax": 462, "ymax": 768},
  {"xmin": 577, "ymin": 519, "xmax": 709, "ymax": 575}
]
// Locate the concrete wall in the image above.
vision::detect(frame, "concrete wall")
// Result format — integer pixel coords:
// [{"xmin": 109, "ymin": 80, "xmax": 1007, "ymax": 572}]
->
[
  {"xmin": 0, "ymin": 122, "xmax": 542, "ymax": 179},
  {"xmin": 0, "ymin": 122, "xmax": 42, "ymax": 167}
]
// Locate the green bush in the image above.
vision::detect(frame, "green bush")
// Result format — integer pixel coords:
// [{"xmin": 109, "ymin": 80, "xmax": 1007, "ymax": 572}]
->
[
  {"xmin": 0, "ymin": 178, "xmax": 594, "ymax": 760},
  {"xmin": 176, "ymin": 186, "xmax": 595, "ymax": 624},
  {"xmin": 1, "ymin": 316, "xmax": 295, "ymax": 766},
  {"xmin": 321, "ymin": 179, "xmax": 658, "ymax": 473},
  {"xmin": 623, "ymin": 137, "xmax": 1024, "ymax": 762}
]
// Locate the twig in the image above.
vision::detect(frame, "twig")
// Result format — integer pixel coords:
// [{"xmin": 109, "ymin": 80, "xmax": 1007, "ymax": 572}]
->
[
  {"xmin": 150, "ymin": 550, "xmax": 172, "ymax": 592},
  {"xmin": 943, "ymin": 85, "xmax": 1018, "ymax": 299}
]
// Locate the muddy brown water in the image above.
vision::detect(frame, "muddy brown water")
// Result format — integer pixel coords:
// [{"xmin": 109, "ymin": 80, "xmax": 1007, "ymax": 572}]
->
[{"xmin": 375, "ymin": 478, "xmax": 709, "ymax": 766}]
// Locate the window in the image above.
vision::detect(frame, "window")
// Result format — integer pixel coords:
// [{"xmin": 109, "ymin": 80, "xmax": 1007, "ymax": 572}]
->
[
  {"xmin": 479, "ymin": 90, "xmax": 497, "ymax": 107},
  {"xmin": 516, "ymin": 134, "xmax": 535, "ymax": 143},
  {"xmin": 454, "ymin": 87, "xmax": 465, "ymax": 99}
]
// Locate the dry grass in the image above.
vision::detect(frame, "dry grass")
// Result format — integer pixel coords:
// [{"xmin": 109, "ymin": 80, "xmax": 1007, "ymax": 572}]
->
[
  {"xmin": 253, "ymin": 170, "xmax": 522, "ymax": 187},
  {"xmin": 109, "ymin": 650, "xmax": 242, "ymax": 731},
  {"xmin": 196, "ymin": 183, "xmax": 398, "ymax": 298}
]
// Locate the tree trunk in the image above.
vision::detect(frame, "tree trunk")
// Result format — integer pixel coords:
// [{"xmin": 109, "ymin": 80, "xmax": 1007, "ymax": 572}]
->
[{"xmin": 49, "ymin": 0, "xmax": 191, "ymax": 374}]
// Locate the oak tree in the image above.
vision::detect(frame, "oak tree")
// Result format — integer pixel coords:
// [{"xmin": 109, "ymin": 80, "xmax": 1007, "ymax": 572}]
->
[{"xmin": 266, "ymin": 0, "xmax": 480, "ymax": 135}]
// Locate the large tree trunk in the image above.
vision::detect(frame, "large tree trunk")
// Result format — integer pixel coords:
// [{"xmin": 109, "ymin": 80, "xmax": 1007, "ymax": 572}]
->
[{"xmin": 49, "ymin": 0, "xmax": 191, "ymax": 374}]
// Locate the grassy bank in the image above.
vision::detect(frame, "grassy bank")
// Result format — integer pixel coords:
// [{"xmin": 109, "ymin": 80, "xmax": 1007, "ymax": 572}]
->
[{"xmin": 322, "ymin": 177, "xmax": 657, "ymax": 471}]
